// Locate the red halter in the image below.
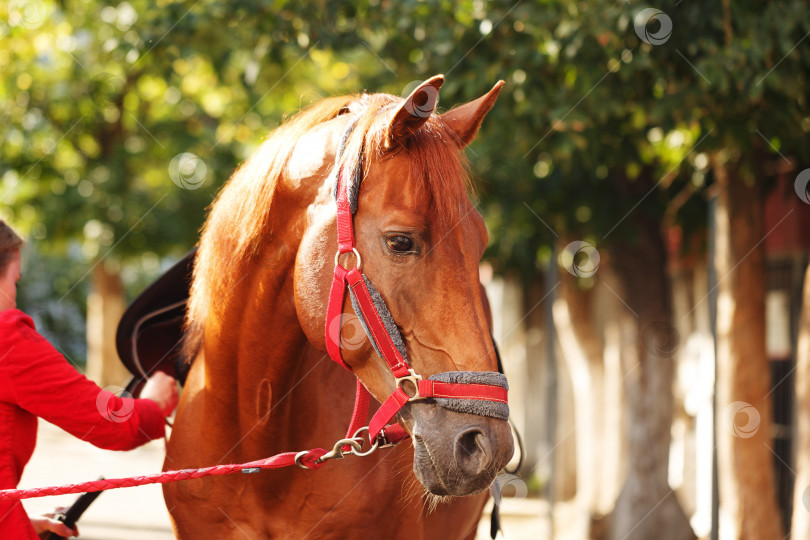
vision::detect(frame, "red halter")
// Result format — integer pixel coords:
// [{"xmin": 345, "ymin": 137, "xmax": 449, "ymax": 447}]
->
[{"xmin": 324, "ymin": 120, "xmax": 509, "ymax": 448}]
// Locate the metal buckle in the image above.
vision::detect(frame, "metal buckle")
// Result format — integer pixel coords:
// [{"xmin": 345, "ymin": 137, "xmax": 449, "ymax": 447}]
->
[
  {"xmin": 394, "ymin": 369, "xmax": 422, "ymax": 399},
  {"xmin": 334, "ymin": 248, "xmax": 362, "ymax": 271},
  {"xmin": 373, "ymin": 427, "xmax": 398, "ymax": 450}
]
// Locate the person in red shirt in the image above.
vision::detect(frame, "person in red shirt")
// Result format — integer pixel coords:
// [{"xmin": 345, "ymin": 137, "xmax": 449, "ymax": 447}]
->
[{"xmin": 0, "ymin": 219, "xmax": 178, "ymax": 538}]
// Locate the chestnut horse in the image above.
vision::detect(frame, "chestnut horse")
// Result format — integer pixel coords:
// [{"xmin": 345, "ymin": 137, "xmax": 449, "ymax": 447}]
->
[{"xmin": 163, "ymin": 75, "xmax": 514, "ymax": 539}]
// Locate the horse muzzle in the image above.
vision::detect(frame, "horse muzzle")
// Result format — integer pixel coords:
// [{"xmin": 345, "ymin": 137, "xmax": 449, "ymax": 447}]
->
[{"xmin": 407, "ymin": 403, "xmax": 514, "ymax": 497}]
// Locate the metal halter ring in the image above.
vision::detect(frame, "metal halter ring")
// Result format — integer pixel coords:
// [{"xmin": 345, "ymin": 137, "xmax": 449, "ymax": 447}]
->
[
  {"xmin": 295, "ymin": 450, "xmax": 313, "ymax": 470},
  {"xmin": 394, "ymin": 369, "xmax": 422, "ymax": 399},
  {"xmin": 351, "ymin": 427, "xmax": 380, "ymax": 457},
  {"xmin": 335, "ymin": 248, "xmax": 362, "ymax": 271}
]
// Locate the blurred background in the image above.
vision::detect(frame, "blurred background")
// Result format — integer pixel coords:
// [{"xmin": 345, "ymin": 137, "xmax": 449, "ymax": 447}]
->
[{"xmin": 2, "ymin": 1, "xmax": 810, "ymax": 539}]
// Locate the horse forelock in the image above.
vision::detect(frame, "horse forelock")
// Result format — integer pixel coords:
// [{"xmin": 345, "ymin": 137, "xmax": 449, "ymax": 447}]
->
[
  {"xmin": 182, "ymin": 90, "xmax": 475, "ymax": 364},
  {"xmin": 335, "ymin": 95, "xmax": 473, "ymax": 230}
]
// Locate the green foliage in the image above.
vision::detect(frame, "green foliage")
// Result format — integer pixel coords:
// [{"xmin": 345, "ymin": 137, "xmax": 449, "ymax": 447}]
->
[
  {"xmin": 16, "ymin": 244, "xmax": 89, "ymax": 365},
  {"xmin": 1, "ymin": 0, "xmax": 362, "ymax": 261},
  {"xmin": 339, "ymin": 0, "xmax": 810, "ymax": 274},
  {"xmin": 2, "ymin": 0, "xmax": 809, "ymax": 284}
]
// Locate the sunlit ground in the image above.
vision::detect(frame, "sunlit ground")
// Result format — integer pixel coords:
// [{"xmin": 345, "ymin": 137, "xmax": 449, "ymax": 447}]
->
[{"xmin": 21, "ymin": 421, "xmax": 173, "ymax": 539}]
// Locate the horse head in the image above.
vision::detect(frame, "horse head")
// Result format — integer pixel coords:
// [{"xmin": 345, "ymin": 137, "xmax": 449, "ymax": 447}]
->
[{"xmin": 293, "ymin": 75, "xmax": 514, "ymax": 498}]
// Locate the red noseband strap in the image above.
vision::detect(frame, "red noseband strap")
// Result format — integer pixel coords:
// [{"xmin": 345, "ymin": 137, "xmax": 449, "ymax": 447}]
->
[
  {"xmin": 324, "ymin": 120, "xmax": 509, "ymax": 446},
  {"xmin": 368, "ymin": 374, "xmax": 509, "ymax": 441}
]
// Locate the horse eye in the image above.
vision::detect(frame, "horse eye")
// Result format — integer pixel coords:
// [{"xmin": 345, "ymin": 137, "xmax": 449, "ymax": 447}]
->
[{"xmin": 386, "ymin": 235, "xmax": 414, "ymax": 253}]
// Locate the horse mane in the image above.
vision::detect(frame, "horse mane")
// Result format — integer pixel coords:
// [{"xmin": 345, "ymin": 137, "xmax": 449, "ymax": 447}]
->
[{"xmin": 182, "ymin": 91, "xmax": 472, "ymax": 364}]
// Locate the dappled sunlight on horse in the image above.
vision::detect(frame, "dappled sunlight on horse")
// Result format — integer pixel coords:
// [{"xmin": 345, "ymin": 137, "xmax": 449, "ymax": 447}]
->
[{"xmin": 164, "ymin": 75, "xmax": 513, "ymax": 539}]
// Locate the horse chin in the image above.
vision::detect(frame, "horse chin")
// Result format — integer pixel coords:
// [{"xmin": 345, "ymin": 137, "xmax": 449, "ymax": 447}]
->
[{"xmin": 408, "ymin": 404, "xmax": 514, "ymax": 498}]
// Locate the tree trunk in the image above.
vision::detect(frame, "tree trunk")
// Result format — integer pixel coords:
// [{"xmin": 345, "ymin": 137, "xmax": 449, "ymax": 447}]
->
[
  {"xmin": 553, "ymin": 255, "xmax": 605, "ymax": 516},
  {"xmin": 713, "ymin": 160, "xmax": 784, "ymax": 539},
  {"xmin": 553, "ymin": 335, "xmax": 579, "ymax": 502},
  {"xmin": 593, "ymin": 267, "xmax": 631, "ymax": 538},
  {"xmin": 608, "ymin": 209, "xmax": 695, "ymax": 540},
  {"xmin": 792, "ymin": 263, "xmax": 810, "ymax": 536},
  {"xmin": 484, "ymin": 272, "xmax": 577, "ymax": 497},
  {"xmin": 522, "ymin": 277, "xmax": 556, "ymax": 477},
  {"xmin": 86, "ymin": 260, "xmax": 129, "ymax": 388}
]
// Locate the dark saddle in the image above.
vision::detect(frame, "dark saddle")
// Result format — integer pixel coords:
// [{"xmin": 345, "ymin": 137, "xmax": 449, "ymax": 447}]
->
[{"xmin": 115, "ymin": 249, "xmax": 196, "ymax": 386}]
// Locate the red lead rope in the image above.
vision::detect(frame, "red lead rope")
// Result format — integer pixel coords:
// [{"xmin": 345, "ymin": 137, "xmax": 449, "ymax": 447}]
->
[{"xmin": 0, "ymin": 450, "xmax": 328, "ymax": 502}]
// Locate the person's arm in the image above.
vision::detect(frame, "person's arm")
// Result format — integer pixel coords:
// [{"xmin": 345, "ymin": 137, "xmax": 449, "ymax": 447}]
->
[{"xmin": 0, "ymin": 310, "xmax": 171, "ymax": 450}]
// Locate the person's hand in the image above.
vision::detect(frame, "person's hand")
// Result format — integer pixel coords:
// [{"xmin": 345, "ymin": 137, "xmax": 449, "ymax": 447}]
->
[
  {"xmin": 31, "ymin": 508, "xmax": 78, "ymax": 538},
  {"xmin": 140, "ymin": 371, "xmax": 179, "ymax": 417}
]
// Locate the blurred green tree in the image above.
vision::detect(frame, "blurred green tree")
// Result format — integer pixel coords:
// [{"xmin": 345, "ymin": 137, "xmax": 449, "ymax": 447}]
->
[
  {"xmin": 0, "ymin": 0, "xmax": 379, "ymax": 385},
  {"xmin": 2, "ymin": 1, "xmax": 809, "ymax": 537}
]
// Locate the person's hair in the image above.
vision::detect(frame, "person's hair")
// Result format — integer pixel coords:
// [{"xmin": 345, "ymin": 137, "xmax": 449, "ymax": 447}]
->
[{"xmin": 0, "ymin": 219, "xmax": 23, "ymax": 274}]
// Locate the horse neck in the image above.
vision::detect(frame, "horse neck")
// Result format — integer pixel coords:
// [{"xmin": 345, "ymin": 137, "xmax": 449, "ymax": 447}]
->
[{"xmin": 199, "ymin": 180, "xmax": 355, "ymax": 455}]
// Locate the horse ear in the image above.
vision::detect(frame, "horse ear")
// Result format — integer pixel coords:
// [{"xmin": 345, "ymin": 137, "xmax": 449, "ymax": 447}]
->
[
  {"xmin": 440, "ymin": 80, "xmax": 505, "ymax": 148},
  {"xmin": 385, "ymin": 75, "xmax": 444, "ymax": 149}
]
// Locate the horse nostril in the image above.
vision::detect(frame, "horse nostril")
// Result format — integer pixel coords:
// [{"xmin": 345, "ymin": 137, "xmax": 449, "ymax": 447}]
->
[{"xmin": 453, "ymin": 428, "xmax": 491, "ymax": 476}]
